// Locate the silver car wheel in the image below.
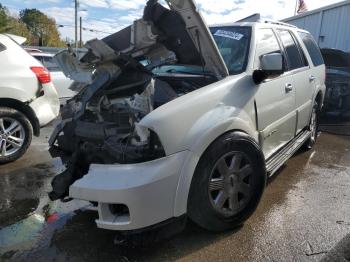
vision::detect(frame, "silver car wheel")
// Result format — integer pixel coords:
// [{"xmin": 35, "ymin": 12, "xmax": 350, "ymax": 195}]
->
[
  {"xmin": 0, "ymin": 117, "xmax": 25, "ymax": 157},
  {"xmin": 310, "ymin": 107, "xmax": 317, "ymax": 143},
  {"xmin": 208, "ymin": 151, "xmax": 253, "ymax": 216}
]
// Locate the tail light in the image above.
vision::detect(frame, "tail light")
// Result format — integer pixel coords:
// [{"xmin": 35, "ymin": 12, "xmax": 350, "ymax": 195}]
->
[{"xmin": 30, "ymin": 66, "xmax": 51, "ymax": 84}]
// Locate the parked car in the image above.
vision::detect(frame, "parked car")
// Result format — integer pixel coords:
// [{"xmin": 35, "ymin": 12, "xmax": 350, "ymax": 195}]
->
[
  {"xmin": 321, "ymin": 48, "xmax": 350, "ymax": 115},
  {"xmin": 0, "ymin": 34, "xmax": 60, "ymax": 164},
  {"xmin": 48, "ymin": 0, "xmax": 325, "ymax": 234},
  {"xmin": 29, "ymin": 51, "xmax": 75, "ymax": 103}
]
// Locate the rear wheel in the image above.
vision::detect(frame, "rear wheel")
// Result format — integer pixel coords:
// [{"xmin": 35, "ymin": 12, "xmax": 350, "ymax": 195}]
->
[
  {"xmin": 304, "ymin": 103, "xmax": 318, "ymax": 150},
  {"xmin": 188, "ymin": 132, "xmax": 266, "ymax": 231},
  {"xmin": 0, "ymin": 107, "xmax": 33, "ymax": 164}
]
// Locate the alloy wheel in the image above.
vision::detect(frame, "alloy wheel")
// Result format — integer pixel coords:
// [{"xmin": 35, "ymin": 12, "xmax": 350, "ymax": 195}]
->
[
  {"xmin": 208, "ymin": 151, "xmax": 253, "ymax": 216},
  {"xmin": 309, "ymin": 107, "xmax": 317, "ymax": 144},
  {"xmin": 0, "ymin": 117, "xmax": 25, "ymax": 157}
]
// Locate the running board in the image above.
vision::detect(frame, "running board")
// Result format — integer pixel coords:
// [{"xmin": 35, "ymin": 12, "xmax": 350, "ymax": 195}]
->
[{"xmin": 266, "ymin": 130, "xmax": 311, "ymax": 176}]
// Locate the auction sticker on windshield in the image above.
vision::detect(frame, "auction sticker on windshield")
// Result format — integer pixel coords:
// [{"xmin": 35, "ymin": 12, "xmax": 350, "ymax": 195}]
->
[{"xmin": 214, "ymin": 30, "xmax": 244, "ymax": 40}]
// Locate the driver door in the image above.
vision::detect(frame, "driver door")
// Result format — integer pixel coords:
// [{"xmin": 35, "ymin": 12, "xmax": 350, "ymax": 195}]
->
[{"xmin": 254, "ymin": 28, "xmax": 297, "ymax": 159}]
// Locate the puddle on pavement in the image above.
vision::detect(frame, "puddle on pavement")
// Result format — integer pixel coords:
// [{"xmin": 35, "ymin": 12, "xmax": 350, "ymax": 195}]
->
[
  {"xmin": 0, "ymin": 198, "xmax": 39, "ymax": 229},
  {"xmin": 0, "ymin": 160, "xmax": 89, "ymax": 260}
]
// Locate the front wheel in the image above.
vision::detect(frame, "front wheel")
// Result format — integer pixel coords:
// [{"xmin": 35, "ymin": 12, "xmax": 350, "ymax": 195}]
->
[
  {"xmin": 0, "ymin": 107, "xmax": 33, "ymax": 164},
  {"xmin": 187, "ymin": 132, "xmax": 266, "ymax": 231}
]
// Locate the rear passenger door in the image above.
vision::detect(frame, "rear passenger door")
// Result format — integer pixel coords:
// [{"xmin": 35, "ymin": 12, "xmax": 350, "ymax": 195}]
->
[
  {"xmin": 298, "ymin": 31, "xmax": 326, "ymax": 107},
  {"xmin": 276, "ymin": 29, "xmax": 313, "ymax": 134},
  {"xmin": 254, "ymin": 28, "xmax": 297, "ymax": 159}
]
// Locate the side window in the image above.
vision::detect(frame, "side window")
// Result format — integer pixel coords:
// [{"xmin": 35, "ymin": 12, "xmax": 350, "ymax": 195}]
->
[
  {"xmin": 41, "ymin": 56, "xmax": 61, "ymax": 72},
  {"xmin": 298, "ymin": 32, "xmax": 324, "ymax": 66},
  {"xmin": 277, "ymin": 30, "xmax": 305, "ymax": 71},
  {"xmin": 254, "ymin": 28, "xmax": 282, "ymax": 69},
  {"xmin": 33, "ymin": 56, "xmax": 43, "ymax": 63}
]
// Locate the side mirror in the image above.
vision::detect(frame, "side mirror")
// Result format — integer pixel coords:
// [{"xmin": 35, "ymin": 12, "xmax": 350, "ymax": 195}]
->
[{"xmin": 253, "ymin": 53, "xmax": 284, "ymax": 84}]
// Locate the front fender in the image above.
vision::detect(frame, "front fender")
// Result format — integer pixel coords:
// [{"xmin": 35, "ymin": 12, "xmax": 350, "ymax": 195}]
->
[
  {"xmin": 173, "ymin": 106, "xmax": 258, "ymax": 217},
  {"xmin": 184, "ymin": 105, "xmax": 258, "ymax": 156}
]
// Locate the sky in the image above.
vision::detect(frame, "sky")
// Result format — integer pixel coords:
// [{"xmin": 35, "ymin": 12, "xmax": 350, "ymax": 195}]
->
[{"xmin": 1, "ymin": 0, "xmax": 345, "ymax": 42}]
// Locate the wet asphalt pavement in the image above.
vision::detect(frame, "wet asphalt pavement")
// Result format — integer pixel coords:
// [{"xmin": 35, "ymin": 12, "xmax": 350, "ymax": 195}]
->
[{"xmin": 0, "ymin": 125, "xmax": 350, "ymax": 262}]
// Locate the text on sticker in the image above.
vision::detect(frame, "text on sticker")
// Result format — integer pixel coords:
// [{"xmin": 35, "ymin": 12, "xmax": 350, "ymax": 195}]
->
[{"xmin": 214, "ymin": 30, "xmax": 244, "ymax": 40}]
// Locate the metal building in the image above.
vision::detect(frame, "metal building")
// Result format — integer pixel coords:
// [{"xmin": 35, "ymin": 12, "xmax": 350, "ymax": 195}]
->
[{"xmin": 282, "ymin": 0, "xmax": 350, "ymax": 52}]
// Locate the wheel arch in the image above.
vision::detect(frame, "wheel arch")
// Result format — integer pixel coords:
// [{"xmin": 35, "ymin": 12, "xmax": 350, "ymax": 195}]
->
[
  {"xmin": 187, "ymin": 115, "xmax": 260, "ymax": 155},
  {"xmin": 0, "ymin": 98, "xmax": 40, "ymax": 136}
]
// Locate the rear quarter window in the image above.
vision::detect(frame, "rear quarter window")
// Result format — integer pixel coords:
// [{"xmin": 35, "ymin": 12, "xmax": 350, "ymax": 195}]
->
[{"xmin": 298, "ymin": 32, "xmax": 324, "ymax": 66}]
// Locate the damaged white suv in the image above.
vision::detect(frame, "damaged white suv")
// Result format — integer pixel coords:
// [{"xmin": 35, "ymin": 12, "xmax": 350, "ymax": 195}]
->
[{"xmin": 49, "ymin": 0, "xmax": 325, "ymax": 233}]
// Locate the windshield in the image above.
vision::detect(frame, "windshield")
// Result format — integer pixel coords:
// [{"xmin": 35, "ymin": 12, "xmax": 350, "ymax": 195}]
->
[{"xmin": 210, "ymin": 26, "xmax": 251, "ymax": 75}]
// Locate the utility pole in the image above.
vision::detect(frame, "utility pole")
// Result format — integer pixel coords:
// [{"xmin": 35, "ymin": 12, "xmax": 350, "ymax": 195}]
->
[
  {"xmin": 75, "ymin": 0, "xmax": 78, "ymax": 52},
  {"xmin": 80, "ymin": 16, "xmax": 82, "ymax": 48}
]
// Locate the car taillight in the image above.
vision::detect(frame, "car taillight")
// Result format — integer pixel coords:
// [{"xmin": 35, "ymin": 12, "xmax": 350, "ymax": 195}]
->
[{"xmin": 30, "ymin": 66, "xmax": 51, "ymax": 84}]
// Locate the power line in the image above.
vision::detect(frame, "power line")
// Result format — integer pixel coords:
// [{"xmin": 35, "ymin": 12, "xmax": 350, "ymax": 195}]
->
[
  {"xmin": 49, "ymin": 12, "xmax": 120, "ymax": 24},
  {"xmin": 57, "ymin": 23, "xmax": 113, "ymax": 34}
]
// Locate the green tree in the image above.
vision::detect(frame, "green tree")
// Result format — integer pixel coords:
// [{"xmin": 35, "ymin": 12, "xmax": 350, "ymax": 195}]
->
[
  {"xmin": 19, "ymin": 8, "xmax": 65, "ymax": 47},
  {"xmin": 6, "ymin": 17, "xmax": 31, "ymax": 41},
  {"xmin": 0, "ymin": 4, "xmax": 30, "ymax": 43}
]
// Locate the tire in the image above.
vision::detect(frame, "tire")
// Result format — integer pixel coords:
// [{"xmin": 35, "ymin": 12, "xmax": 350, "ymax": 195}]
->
[
  {"xmin": 0, "ymin": 107, "xmax": 33, "ymax": 164},
  {"xmin": 187, "ymin": 132, "xmax": 267, "ymax": 232},
  {"xmin": 304, "ymin": 102, "xmax": 319, "ymax": 150}
]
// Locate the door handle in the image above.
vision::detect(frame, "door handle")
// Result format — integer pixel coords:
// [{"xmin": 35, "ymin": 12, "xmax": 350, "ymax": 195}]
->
[
  {"xmin": 285, "ymin": 83, "xmax": 293, "ymax": 93},
  {"xmin": 309, "ymin": 75, "xmax": 316, "ymax": 82}
]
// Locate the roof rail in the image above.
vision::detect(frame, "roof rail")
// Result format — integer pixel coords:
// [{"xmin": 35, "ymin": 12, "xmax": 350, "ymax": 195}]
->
[
  {"xmin": 233, "ymin": 14, "xmax": 298, "ymax": 28},
  {"xmin": 263, "ymin": 20, "xmax": 297, "ymax": 28}
]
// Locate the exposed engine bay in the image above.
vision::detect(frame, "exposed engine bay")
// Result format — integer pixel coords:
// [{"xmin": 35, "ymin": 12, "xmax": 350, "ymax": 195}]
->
[{"xmin": 48, "ymin": 0, "xmax": 224, "ymax": 201}]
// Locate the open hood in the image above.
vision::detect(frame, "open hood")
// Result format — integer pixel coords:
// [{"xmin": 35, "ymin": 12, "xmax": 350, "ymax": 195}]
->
[
  {"xmin": 142, "ymin": 0, "xmax": 229, "ymax": 77},
  {"xmin": 54, "ymin": 0, "xmax": 228, "ymax": 83}
]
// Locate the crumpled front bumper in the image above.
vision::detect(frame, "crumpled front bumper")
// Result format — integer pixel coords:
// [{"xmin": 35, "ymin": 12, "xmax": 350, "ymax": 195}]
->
[{"xmin": 69, "ymin": 151, "xmax": 190, "ymax": 231}]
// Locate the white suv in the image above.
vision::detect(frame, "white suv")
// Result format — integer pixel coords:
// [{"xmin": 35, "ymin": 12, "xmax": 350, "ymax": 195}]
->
[
  {"xmin": 49, "ymin": 0, "xmax": 325, "ymax": 233},
  {"xmin": 0, "ymin": 34, "xmax": 59, "ymax": 164}
]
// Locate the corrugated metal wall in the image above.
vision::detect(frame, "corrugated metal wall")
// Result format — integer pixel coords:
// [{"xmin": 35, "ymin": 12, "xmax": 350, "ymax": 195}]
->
[{"xmin": 283, "ymin": 2, "xmax": 350, "ymax": 52}]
